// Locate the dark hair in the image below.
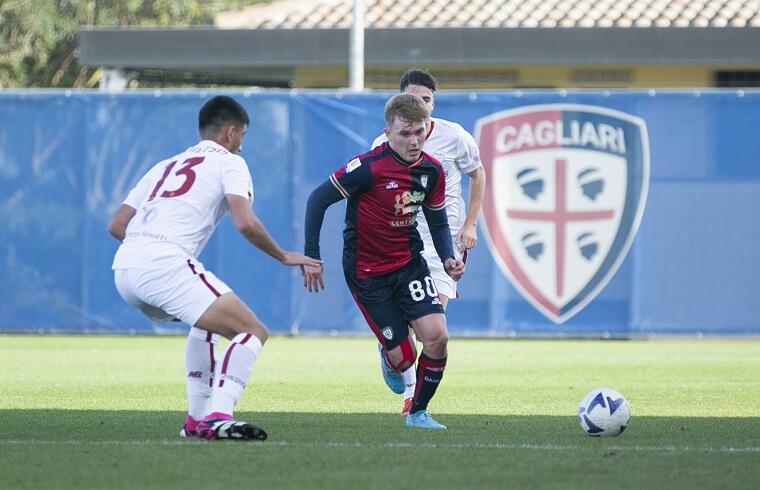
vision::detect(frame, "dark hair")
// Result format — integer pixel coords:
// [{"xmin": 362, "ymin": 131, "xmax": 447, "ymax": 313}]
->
[
  {"xmin": 384, "ymin": 93, "xmax": 430, "ymax": 127},
  {"xmin": 198, "ymin": 96, "xmax": 250, "ymax": 133},
  {"xmin": 399, "ymin": 68, "xmax": 437, "ymax": 92}
]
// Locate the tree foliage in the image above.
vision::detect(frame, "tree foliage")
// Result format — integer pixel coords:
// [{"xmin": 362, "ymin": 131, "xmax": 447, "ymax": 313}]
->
[{"xmin": 0, "ymin": 0, "xmax": 252, "ymax": 88}]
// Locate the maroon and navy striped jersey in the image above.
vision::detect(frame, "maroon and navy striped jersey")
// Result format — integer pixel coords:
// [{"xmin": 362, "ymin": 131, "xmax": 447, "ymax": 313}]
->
[{"xmin": 330, "ymin": 142, "xmax": 447, "ymax": 279}]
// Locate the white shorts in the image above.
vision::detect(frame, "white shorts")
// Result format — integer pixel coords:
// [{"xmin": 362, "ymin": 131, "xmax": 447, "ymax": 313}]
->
[
  {"xmin": 114, "ymin": 257, "xmax": 231, "ymax": 326},
  {"xmin": 421, "ymin": 245, "xmax": 465, "ymax": 300}
]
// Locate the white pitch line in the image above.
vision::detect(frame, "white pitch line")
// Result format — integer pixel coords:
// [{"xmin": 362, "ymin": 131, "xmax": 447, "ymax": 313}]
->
[{"xmin": 1, "ymin": 439, "xmax": 759, "ymax": 453}]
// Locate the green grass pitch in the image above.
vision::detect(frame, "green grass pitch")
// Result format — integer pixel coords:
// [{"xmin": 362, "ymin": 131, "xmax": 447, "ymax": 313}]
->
[{"xmin": 1, "ymin": 335, "xmax": 759, "ymax": 489}]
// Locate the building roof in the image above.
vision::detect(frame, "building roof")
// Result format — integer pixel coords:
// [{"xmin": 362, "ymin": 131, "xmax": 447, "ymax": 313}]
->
[
  {"xmin": 215, "ymin": 0, "xmax": 760, "ymax": 29},
  {"xmin": 78, "ymin": 1, "xmax": 760, "ymax": 87}
]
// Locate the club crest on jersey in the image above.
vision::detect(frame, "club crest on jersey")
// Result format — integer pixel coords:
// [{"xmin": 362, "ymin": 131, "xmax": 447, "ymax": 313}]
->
[
  {"xmin": 381, "ymin": 327, "xmax": 394, "ymax": 340},
  {"xmin": 420, "ymin": 175, "xmax": 429, "ymax": 189},
  {"xmin": 474, "ymin": 104, "xmax": 650, "ymax": 324}
]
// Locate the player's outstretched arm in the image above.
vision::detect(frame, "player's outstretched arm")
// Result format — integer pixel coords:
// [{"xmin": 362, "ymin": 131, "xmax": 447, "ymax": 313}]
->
[
  {"xmin": 457, "ymin": 166, "xmax": 486, "ymax": 251},
  {"xmin": 227, "ymin": 194, "xmax": 322, "ymax": 270},
  {"xmin": 302, "ymin": 180, "xmax": 345, "ymax": 293},
  {"xmin": 107, "ymin": 204, "xmax": 137, "ymax": 242}
]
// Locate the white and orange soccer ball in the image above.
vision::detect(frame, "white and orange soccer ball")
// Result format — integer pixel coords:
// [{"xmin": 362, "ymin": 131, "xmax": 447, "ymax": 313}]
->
[{"xmin": 578, "ymin": 388, "xmax": 630, "ymax": 437}]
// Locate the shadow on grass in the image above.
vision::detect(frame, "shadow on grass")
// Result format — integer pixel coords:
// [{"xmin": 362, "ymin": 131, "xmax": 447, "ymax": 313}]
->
[
  {"xmin": 1, "ymin": 409, "xmax": 759, "ymax": 446},
  {"xmin": 1, "ymin": 411, "xmax": 759, "ymax": 490}
]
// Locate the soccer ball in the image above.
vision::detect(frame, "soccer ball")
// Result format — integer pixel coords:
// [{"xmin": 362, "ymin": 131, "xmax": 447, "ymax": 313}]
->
[{"xmin": 578, "ymin": 387, "xmax": 630, "ymax": 437}]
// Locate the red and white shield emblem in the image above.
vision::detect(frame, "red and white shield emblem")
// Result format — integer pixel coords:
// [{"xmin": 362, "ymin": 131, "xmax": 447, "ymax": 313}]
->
[{"xmin": 475, "ymin": 104, "xmax": 650, "ymax": 324}]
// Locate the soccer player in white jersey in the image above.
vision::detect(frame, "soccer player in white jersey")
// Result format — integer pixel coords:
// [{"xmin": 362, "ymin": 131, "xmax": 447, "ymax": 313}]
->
[
  {"xmin": 371, "ymin": 69, "xmax": 486, "ymax": 415},
  {"xmin": 108, "ymin": 96, "xmax": 321, "ymax": 440}
]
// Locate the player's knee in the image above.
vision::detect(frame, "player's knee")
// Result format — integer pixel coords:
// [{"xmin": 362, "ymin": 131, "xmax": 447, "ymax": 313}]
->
[
  {"xmin": 428, "ymin": 328, "xmax": 448, "ymax": 346},
  {"xmin": 420, "ymin": 328, "xmax": 448, "ymax": 357},
  {"xmin": 238, "ymin": 315, "xmax": 268, "ymax": 343},
  {"xmin": 249, "ymin": 321, "xmax": 268, "ymax": 343}
]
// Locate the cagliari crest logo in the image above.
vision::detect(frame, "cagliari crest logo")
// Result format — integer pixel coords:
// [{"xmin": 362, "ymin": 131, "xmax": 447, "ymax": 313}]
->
[{"xmin": 474, "ymin": 104, "xmax": 650, "ymax": 324}]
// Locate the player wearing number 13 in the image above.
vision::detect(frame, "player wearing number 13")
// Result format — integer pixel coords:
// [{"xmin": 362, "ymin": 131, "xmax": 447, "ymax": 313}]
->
[
  {"xmin": 303, "ymin": 94, "xmax": 466, "ymax": 430},
  {"xmin": 108, "ymin": 96, "xmax": 321, "ymax": 440}
]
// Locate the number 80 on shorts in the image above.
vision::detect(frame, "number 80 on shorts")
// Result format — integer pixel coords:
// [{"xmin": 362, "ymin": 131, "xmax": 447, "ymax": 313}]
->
[{"xmin": 408, "ymin": 276, "xmax": 438, "ymax": 302}]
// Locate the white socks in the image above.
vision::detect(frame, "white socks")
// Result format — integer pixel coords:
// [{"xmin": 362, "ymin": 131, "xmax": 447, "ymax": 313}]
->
[
  {"xmin": 184, "ymin": 327, "xmax": 219, "ymax": 420},
  {"xmin": 403, "ymin": 332, "xmax": 418, "ymax": 399},
  {"xmin": 207, "ymin": 332, "xmax": 263, "ymax": 417},
  {"xmin": 402, "ymin": 365, "xmax": 416, "ymax": 399}
]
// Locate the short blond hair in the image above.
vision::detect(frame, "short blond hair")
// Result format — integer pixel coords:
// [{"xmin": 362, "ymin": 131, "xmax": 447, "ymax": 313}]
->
[{"xmin": 384, "ymin": 93, "xmax": 430, "ymax": 128}]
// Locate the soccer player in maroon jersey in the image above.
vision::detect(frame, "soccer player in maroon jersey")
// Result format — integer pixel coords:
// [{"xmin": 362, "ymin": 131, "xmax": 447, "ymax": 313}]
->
[
  {"xmin": 372, "ymin": 68, "xmax": 486, "ymax": 416},
  {"xmin": 303, "ymin": 93, "xmax": 465, "ymax": 430}
]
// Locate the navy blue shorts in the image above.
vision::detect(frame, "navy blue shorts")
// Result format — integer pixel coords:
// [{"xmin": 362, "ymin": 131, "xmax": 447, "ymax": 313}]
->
[{"xmin": 344, "ymin": 256, "xmax": 444, "ymax": 350}]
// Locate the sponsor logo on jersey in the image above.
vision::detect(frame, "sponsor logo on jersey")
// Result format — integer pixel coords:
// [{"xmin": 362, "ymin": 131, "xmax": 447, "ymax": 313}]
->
[
  {"xmin": 385, "ymin": 180, "xmax": 399, "ymax": 189},
  {"xmin": 390, "ymin": 217, "xmax": 417, "ymax": 227},
  {"xmin": 391, "ymin": 190, "xmax": 425, "ymax": 227},
  {"xmin": 381, "ymin": 327, "xmax": 394, "ymax": 340},
  {"xmin": 475, "ymin": 104, "xmax": 650, "ymax": 324},
  {"xmin": 125, "ymin": 230, "xmax": 168, "ymax": 241},
  {"xmin": 394, "ymin": 191, "xmax": 425, "ymax": 216},
  {"xmin": 346, "ymin": 158, "xmax": 362, "ymax": 173}
]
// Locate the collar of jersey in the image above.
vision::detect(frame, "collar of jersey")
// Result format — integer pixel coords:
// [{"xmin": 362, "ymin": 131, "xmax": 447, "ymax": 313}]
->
[
  {"xmin": 197, "ymin": 139, "xmax": 229, "ymax": 153},
  {"xmin": 425, "ymin": 119, "xmax": 436, "ymax": 141},
  {"xmin": 388, "ymin": 145, "xmax": 422, "ymax": 167}
]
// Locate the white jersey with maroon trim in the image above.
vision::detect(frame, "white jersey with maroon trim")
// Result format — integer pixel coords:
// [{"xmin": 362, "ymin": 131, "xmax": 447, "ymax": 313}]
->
[
  {"xmin": 112, "ymin": 140, "xmax": 253, "ymax": 269},
  {"xmin": 373, "ymin": 117, "xmax": 482, "ymax": 240}
]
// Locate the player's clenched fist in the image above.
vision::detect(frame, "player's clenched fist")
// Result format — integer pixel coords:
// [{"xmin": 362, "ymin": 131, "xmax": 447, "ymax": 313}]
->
[{"xmin": 443, "ymin": 258, "xmax": 465, "ymax": 281}]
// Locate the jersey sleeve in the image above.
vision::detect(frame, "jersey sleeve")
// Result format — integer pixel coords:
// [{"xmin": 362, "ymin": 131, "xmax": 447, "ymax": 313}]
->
[
  {"xmin": 370, "ymin": 133, "xmax": 387, "ymax": 150},
  {"xmin": 123, "ymin": 168, "xmax": 155, "ymax": 209},
  {"xmin": 422, "ymin": 206, "xmax": 455, "ymax": 263},
  {"xmin": 329, "ymin": 157, "xmax": 373, "ymax": 198},
  {"xmin": 423, "ymin": 166, "xmax": 446, "ymax": 211},
  {"xmin": 455, "ymin": 127, "xmax": 483, "ymax": 174},
  {"xmin": 304, "ymin": 180, "xmax": 345, "ymax": 260},
  {"xmin": 222, "ymin": 155, "xmax": 254, "ymax": 201}
]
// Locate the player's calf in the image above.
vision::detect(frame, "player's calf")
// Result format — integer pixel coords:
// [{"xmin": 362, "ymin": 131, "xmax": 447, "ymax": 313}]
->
[
  {"xmin": 384, "ymin": 335, "xmax": 417, "ymax": 372},
  {"xmin": 409, "ymin": 353, "xmax": 447, "ymax": 415},
  {"xmin": 379, "ymin": 335, "xmax": 416, "ymax": 394}
]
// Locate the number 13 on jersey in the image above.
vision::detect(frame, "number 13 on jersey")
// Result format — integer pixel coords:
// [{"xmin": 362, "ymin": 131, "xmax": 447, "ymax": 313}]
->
[{"xmin": 148, "ymin": 156, "xmax": 205, "ymax": 201}]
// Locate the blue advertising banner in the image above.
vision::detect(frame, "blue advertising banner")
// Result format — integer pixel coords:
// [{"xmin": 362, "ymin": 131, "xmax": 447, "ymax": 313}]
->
[{"xmin": 0, "ymin": 89, "xmax": 758, "ymax": 337}]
